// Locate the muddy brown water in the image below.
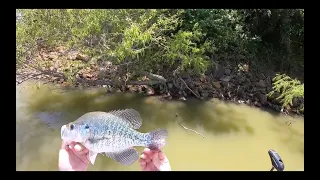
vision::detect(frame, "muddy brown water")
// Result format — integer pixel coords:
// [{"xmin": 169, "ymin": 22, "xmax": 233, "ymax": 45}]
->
[{"xmin": 16, "ymin": 81, "xmax": 304, "ymax": 171}]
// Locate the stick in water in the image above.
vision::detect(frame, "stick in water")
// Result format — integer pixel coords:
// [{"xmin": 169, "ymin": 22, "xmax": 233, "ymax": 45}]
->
[{"xmin": 178, "ymin": 123, "xmax": 204, "ymax": 138}]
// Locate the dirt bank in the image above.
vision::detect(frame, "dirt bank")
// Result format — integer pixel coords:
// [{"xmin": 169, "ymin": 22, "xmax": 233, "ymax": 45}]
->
[{"xmin": 16, "ymin": 46, "xmax": 304, "ymax": 117}]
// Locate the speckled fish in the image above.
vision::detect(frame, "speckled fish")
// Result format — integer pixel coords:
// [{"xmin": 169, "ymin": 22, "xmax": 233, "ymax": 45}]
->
[{"xmin": 60, "ymin": 109, "xmax": 168, "ymax": 166}]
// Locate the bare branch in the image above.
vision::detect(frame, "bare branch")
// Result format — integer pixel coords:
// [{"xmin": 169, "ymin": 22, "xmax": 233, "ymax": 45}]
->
[
  {"xmin": 179, "ymin": 123, "xmax": 204, "ymax": 138},
  {"xmin": 179, "ymin": 76, "xmax": 201, "ymax": 99}
]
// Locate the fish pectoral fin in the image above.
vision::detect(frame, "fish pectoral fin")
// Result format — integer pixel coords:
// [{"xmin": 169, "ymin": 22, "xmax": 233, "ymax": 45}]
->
[
  {"xmin": 108, "ymin": 109, "xmax": 142, "ymax": 129},
  {"xmin": 89, "ymin": 151, "xmax": 98, "ymax": 165},
  {"xmin": 105, "ymin": 147, "xmax": 139, "ymax": 166}
]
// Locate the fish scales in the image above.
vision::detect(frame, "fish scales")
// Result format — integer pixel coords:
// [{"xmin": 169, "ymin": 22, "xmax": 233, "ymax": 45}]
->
[
  {"xmin": 61, "ymin": 109, "xmax": 168, "ymax": 166},
  {"xmin": 87, "ymin": 116, "xmax": 145, "ymax": 152}
]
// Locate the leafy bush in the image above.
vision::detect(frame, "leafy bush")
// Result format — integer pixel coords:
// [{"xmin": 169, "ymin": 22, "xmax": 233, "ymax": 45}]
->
[
  {"xmin": 16, "ymin": 9, "xmax": 212, "ymax": 76},
  {"xmin": 16, "ymin": 9, "xmax": 304, "ymax": 80},
  {"xmin": 268, "ymin": 74, "xmax": 304, "ymax": 112}
]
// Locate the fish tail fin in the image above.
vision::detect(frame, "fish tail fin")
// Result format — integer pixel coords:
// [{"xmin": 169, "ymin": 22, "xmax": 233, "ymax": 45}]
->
[{"xmin": 147, "ymin": 129, "xmax": 168, "ymax": 150}]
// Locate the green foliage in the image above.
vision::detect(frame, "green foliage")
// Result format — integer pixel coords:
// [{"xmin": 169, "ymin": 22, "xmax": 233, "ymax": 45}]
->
[
  {"xmin": 268, "ymin": 74, "xmax": 304, "ymax": 111},
  {"xmin": 16, "ymin": 9, "xmax": 210, "ymax": 75},
  {"xmin": 162, "ymin": 27, "xmax": 210, "ymax": 73},
  {"xmin": 181, "ymin": 9, "xmax": 244, "ymax": 54},
  {"xmin": 239, "ymin": 9, "xmax": 304, "ymax": 73},
  {"xmin": 16, "ymin": 9, "xmax": 304, "ymax": 80}
]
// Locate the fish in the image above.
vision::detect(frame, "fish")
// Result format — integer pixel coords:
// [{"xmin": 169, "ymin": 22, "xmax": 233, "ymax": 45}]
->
[{"xmin": 60, "ymin": 109, "xmax": 168, "ymax": 166}]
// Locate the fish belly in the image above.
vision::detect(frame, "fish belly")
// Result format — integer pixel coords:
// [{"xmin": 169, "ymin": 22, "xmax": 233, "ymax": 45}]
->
[{"xmin": 88, "ymin": 131, "xmax": 147, "ymax": 153}]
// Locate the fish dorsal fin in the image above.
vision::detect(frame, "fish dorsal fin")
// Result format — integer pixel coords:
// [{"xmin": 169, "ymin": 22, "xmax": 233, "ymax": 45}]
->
[{"xmin": 108, "ymin": 109, "xmax": 142, "ymax": 129}]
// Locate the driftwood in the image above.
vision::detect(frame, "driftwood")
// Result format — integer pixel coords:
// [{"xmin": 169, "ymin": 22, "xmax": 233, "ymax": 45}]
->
[{"xmin": 178, "ymin": 123, "xmax": 204, "ymax": 138}]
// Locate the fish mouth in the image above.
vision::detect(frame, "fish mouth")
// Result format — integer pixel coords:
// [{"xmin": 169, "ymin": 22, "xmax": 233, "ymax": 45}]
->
[{"xmin": 61, "ymin": 125, "xmax": 66, "ymax": 139}]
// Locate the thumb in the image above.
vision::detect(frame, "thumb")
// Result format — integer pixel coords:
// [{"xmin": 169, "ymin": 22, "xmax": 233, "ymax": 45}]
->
[{"xmin": 152, "ymin": 151, "xmax": 171, "ymax": 171}]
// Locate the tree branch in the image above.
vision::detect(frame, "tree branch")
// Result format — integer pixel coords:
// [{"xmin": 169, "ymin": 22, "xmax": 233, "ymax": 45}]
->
[{"xmin": 179, "ymin": 76, "xmax": 201, "ymax": 99}]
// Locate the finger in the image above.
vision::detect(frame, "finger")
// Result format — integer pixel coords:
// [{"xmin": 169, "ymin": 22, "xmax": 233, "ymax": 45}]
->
[
  {"xmin": 144, "ymin": 148, "xmax": 156, "ymax": 157},
  {"xmin": 61, "ymin": 141, "xmax": 77, "ymax": 150},
  {"xmin": 140, "ymin": 153, "xmax": 148, "ymax": 159},
  {"xmin": 145, "ymin": 157, "xmax": 151, "ymax": 163},
  {"xmin": 83, "ymin": 148, "xmax": 89, "ymax": 154},
  {"xmin": 158, "ymin": 151, "xmax": 167, "ymax": 161},
  {"xmin": 71, "ymin": 148, "xmax": 87, "ymax": 156},
  {"xmin": 143, "ymin": 148, "xmax": 156, "ymax": 158},
  {"xmin": 68, "ymin": 142, "xmax": 78, "ymax": 148},
  {"xmin": 143, "ymin": 148, "xmax": 151, "ymax": 153},
  {"xmin": 139, "ymin": 160, "xmax": 146, "ymax": 167},
  {"xmin": 61, "ymin": 141, "xmax": 67, "ymax": 149},
  {"xmin": 72, "ymin": 146, "xmax": 88, "ymax": 156},
  {"xmin": 138, "ymin": 157, "xmax": 145, "ymax": 162},
  {"xmin": 159, "ymin": 152, "xmax": 169, "ymax": 164},
  {"xmin": 144, "ymin": 148, "xmax": 158, "ymax": 156},
  {"xmin": 140, "ymin": 153, "xmax": 152, "ymax": 163},
  {"xmin": 59, "ymin": 148, "xmax": 69, "ymax": 158},
  {"xmin": 153, "ymin": 151, "xmax": 169, "ymax": 165},
  {"xmin": 139, "ymin": 159, "xmax": 146, "ymax": 169},
  {"xmin": 153, "ymin": 151, "xmax": 171, "ymax": 171},
  {"xmin": 63, "ymin": 141, "xmax": 77, "ymax": 150},
  {"xmin": 150, "ymin": 164, "xmax": 159, "ymax": 171},
  {"xmin": 140, "ymin": 163, "xmax": 146, "ymax": 170},
  {"xmin": 138, "ymin": 158, "xmax": 146, "ymax": 167},
  {"xmin": 74, "ymin": 143, "xmax": 87, "ymax": 152}
]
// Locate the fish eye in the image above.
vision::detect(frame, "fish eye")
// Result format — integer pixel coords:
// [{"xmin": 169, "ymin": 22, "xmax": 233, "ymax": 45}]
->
[
  {"xmin": 70, "ymin": 124, "xmax": 75, "ymax": 130},
  {"xmin": 85, "ymin": 124, "xmax": 89, "ymax": 129}
]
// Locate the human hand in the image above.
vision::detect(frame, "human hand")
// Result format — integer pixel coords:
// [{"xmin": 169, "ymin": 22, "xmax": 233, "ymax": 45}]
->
[
  {"xmin": 58, "ymin": 141, "xmax": 89, "ymax": 171},
  {"xmin": 138, "ymin": 148, "xmax": 171, "ymax": 171}
]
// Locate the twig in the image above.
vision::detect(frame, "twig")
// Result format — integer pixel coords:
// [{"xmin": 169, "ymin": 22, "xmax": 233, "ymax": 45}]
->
[
  {"xmin": 178, "ymin": 77, "xmax": 201, "ymax": 99},
  {"xmin": 178, "ymin": 123, "xmax": 204, "ymax": 138},
  {"xmin": 285, "ymin": 120, "xmax": 295, "ymax": 126}
]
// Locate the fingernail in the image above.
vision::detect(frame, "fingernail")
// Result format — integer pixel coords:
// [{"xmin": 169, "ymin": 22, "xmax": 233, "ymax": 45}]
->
[
  {"xmin": 140, "ymin": 154, "xmax": 146, "ymax": 159},
  {"xmin": 74, "ymin": 144, "xmax": 82, "ymax": 151}
]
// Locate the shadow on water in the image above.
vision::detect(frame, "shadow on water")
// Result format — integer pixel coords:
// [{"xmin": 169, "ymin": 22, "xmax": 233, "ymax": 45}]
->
[
  {"xmin": 25, "ymin": 91, "xmax": 173, "ymax": 130},
  {"xmin": 175, "ymin": 98, "xmax": 255, "ymax": 136},
  {"xmin": 23, "ymin": 84, "xmax": 254, "ymax": 137},
  {"xmin": 17, "ymin": 82, "xmax": 184, "ymax": 169},
  {"xmin": 268, "ymin": 116, "xmax": 304, "ymax": 155}
]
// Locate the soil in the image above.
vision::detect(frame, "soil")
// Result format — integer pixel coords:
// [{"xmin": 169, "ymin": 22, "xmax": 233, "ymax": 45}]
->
[{"xmin": 16, "ymin": 46, "xmax": 304, "ymax": 117}]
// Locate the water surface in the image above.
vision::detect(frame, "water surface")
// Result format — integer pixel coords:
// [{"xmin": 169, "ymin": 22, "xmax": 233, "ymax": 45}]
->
[{"xmin": 16, "ymin": 81, "xmax": 304, "ymax": 171}]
